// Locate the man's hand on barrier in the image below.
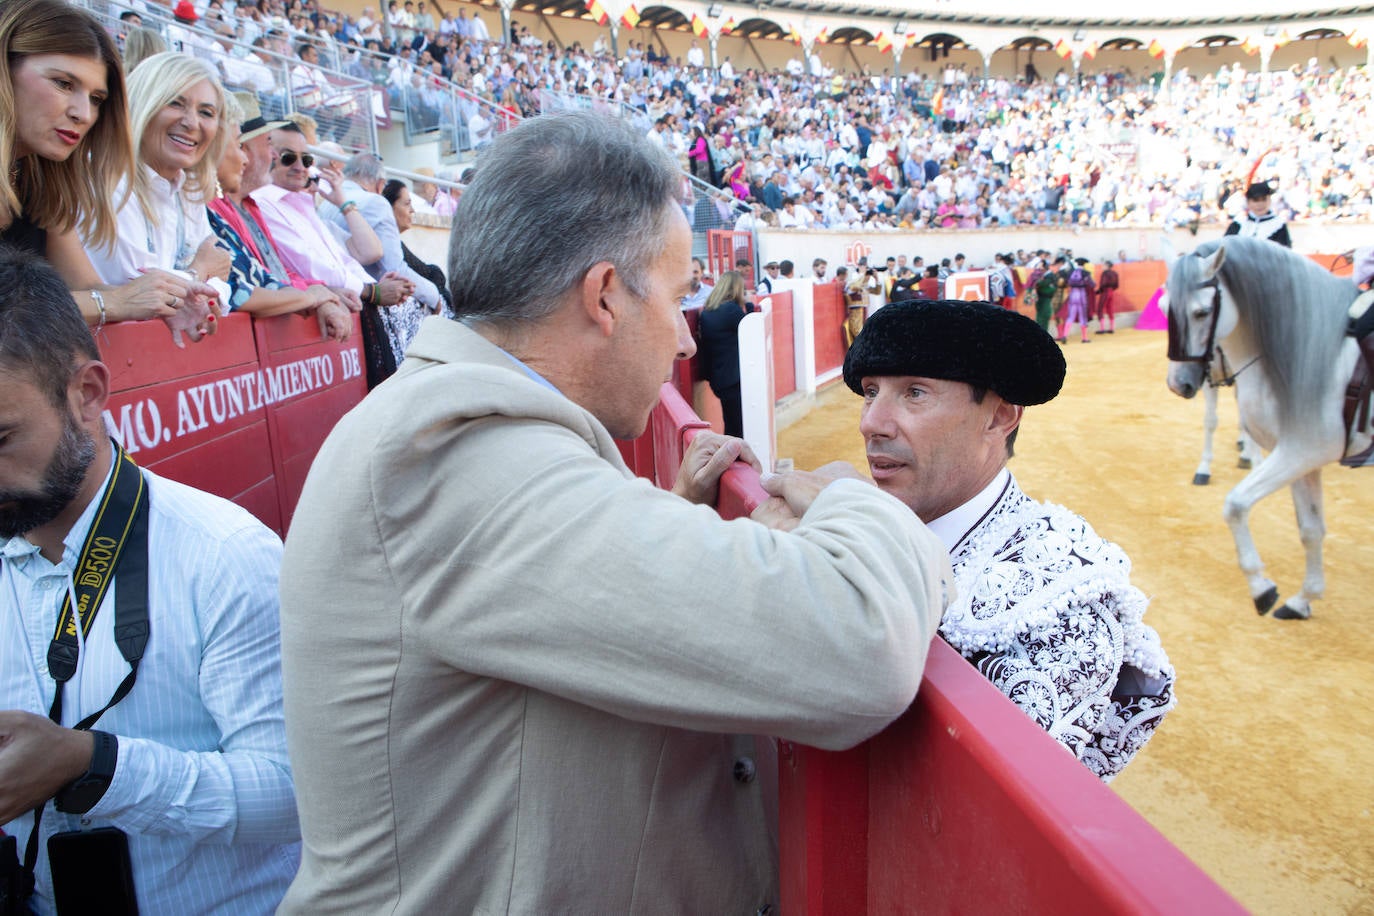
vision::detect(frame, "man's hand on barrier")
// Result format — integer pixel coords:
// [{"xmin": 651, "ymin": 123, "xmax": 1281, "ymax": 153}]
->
[
  {"xmin": 750, "ymin": 496, "xmax": 799, "ymax": 532},
  {"xmin": 758, "ymin": 463, "xmax": 869, "ymax": 521},
  {"xmin": 330, "ymin": 286, "xmax": 363, "ymax": 312},
  {"xmin": 0, "ymin": 711, "xmax": 93, "ymax": 823},
  {"xmin": 316, "ymin": 300, "xmax": 352, "ymax": 342},
  {"xmin": 672, "ymin": 433, "xmax": 761, "ymax": 506}
]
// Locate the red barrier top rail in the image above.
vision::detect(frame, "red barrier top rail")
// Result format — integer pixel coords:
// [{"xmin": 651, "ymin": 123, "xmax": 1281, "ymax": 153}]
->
[{"xmin": 629, "ymin": 382, "xmax": 1242, "ymax": 915}]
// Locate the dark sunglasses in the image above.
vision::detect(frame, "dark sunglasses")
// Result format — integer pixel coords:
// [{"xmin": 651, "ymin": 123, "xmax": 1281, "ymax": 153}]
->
[{"xmin": 277, "ymin": 151, "xmax": 314, "ymax": 168}]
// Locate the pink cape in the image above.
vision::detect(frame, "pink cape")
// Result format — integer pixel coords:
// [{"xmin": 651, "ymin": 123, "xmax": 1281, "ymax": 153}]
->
[{"xmin": 1134, "ymin": 286, "xmax": 1168, "ymax": 330}]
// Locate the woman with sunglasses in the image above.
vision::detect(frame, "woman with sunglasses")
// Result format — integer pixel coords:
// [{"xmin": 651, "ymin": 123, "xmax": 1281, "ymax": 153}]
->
[
  {"xmin": 82, "ymin": 52, "xmax": 233, "ymax": 334},
  {"xmin": 207, "ymin": 93, "xmax": 352, "ymax": 340},
  {"xmin": 0, "ymin": 0, "xmax": 216, "ymax": 341}
]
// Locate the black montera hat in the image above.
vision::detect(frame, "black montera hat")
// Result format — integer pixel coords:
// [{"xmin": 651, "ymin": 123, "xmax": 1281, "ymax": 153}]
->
[
  {"xmin": 843, "ymin": 300, "xmax": 1066, "ymax": 406},
  {"xmin": 1245, "ymin": 180, "xmax": 1275, "ymax": 200}
]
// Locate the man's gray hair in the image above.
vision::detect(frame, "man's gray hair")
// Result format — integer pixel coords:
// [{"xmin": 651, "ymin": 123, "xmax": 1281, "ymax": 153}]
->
[
  {"xmin": 343, "ymin": 152, "xmax": 386, "ymax": 185},
  {"xmin": 447, "ymin": 111, "xmax": 682, "ymax": 326}
]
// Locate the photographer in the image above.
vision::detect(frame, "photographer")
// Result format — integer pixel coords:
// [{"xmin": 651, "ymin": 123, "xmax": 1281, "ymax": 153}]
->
[{"xmin": 0, "ymin": 253, "xmax": 300, "ymax": 914}]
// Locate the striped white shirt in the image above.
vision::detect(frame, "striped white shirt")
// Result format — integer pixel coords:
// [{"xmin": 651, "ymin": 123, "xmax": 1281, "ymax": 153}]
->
[{"xmin": 1, "ymin": 464, "xmax": 300, "ymax": 915}]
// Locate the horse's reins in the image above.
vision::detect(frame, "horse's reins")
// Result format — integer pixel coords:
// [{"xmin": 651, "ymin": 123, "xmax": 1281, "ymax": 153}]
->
[{"xmin": 1168, "ymin": 273, "xmax": 1262, "ymax": 384}]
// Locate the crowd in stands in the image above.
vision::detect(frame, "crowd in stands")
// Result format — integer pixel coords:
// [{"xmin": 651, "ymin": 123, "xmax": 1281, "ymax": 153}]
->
[
  {"xmin": 128, "ymin": 0, "xmax": 1374, "ymax": 236},
  {"xmin": 4, "ymin": 0, "xmax": 452, "ymax": 391}
]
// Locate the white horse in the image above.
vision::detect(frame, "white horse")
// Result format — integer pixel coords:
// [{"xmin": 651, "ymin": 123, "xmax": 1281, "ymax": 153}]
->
[
  {"xmin": 1192, "ymin": 361, "xmax": 1263, "ymax": 487},
  {"xmin": 1166, "ymin": 237, "xmax": 1370, "ymax": 619}
]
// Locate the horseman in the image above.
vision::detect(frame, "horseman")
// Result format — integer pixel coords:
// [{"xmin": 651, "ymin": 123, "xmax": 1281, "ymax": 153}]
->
[{"xmin": 1224, "ymin": 180, "xmax": 1291, "ymax": 249}]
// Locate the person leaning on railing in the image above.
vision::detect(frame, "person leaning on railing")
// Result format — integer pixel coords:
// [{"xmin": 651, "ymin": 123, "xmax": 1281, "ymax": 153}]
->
[
  {"xmin": 0, "ymin": 0, "xmax": 218, "ymax": 345},
  {"xmin": 207, "ymin": 93, "xmax": 352, "ymax": 340},
  {"xmin": 277, "ymin": 110, "xmax": 953, "ymax": 915},
  {"xmin": 80, "ymin": 53, "xmax": 237, "ymax": 348}
]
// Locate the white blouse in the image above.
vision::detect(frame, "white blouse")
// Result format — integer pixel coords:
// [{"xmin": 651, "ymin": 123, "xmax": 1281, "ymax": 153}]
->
[{"xmin": 85, "ymin": 165, "xmax": 212, "ymax": 284}]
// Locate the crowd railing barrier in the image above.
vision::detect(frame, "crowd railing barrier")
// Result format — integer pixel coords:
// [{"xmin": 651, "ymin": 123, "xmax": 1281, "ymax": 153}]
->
[
  {"xmin": 99, "ymin": 312, "xmax": 366, "ymax": 537},
  {"xmin": 623, "ymin": 382, "xmax": 1245, "ymax": 914}
]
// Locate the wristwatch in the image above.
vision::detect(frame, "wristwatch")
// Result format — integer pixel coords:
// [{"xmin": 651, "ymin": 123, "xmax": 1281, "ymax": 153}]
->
[{"xmin": 54, "ymin": 730, "xmax": 118, "ymax": 815}]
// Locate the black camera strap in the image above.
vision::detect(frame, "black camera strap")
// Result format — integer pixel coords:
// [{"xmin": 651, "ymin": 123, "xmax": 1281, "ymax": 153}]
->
[{"xmin": 13, "ymin": 444, "xmax": 150, "ymax": 902}]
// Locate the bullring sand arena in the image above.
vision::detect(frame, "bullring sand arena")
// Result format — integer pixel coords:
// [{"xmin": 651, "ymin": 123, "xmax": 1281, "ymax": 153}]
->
[{"xmin": 779, "ymin": 326, "xmax": 1374, "ymax": 915}]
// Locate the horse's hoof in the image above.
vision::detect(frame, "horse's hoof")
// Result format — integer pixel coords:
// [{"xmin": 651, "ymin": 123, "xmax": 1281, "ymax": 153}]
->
[
  {"xmin": 1238, "ymin": 458, "xmax": 1253, "ymax": 470},
  {"xmin": 1254, "ymin": 586, "xmax": 1279, "ymax": 615},
  {"xmin": 1272, "ymin": 602, "xmax": 1311, "ymax": 620},
  {"xmin": 1192, "ymin": 473, "xmax": 1211, "ymax": 486}
]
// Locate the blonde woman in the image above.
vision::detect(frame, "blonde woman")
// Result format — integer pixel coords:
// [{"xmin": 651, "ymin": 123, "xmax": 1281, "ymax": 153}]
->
[
  {"xmin": 696, "ymin": 270, "xmax": 753, "ymax": 437},
  {"xmin": 0, "ymin": 0, "xmax": 212, "ymax": 337},
  {"xmin": 83, "ymin": 52, "xmax": 232, "ymax": 306}
]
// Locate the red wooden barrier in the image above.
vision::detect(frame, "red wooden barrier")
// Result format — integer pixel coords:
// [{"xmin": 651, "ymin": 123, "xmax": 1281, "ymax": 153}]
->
[
  {"xmin": 767, "ymin": 291, "xmax": 796, "ymax": 400},
  {"xmin": 253, "ymin": 313, "xmax": 367, "ymax": 532},
  {"xmin": 1311, "ymin": 252, "xmax": 1354, "ymax": 277},
  {"xmin": 99, "ymin": 312, "xmax": 365, "ymax": 537},
  {"xmin": 1115, "ymin": 261, "xmax": 1165, "ymax": 314},
  {"xmin": 707, "ymin": 229, "xmax": 756, "ymax": 292},
  {"xmin": 622, "ymin": 387, "xmax": 1242, "ymax": 914},
  {"xmin": 811, "ymin": 282, "xmax": 848, "ymax": 378},
  {"xmin": 780, "ymin": 638, "xmax": 1243, "ymax": 913}
]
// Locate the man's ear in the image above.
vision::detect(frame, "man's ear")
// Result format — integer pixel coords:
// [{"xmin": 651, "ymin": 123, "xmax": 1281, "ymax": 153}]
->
[
  {"xmin": 579, "ymin": 261, "xmax": 624, "ymax": 338},
  {"xmin": 988, "ymin": 397, "xmax": 1022, "ymax": 442},
  {"xmin": 69, "ymin": 360, "xmax": 111, "ymax": 427}
]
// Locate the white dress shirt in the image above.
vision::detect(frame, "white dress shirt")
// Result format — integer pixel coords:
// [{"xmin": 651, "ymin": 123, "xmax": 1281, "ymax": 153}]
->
[
  {"xmin": 251, "ymin": 183, "xmax": 372, "ymax": 290},
  {"xmin": 1, "ymin": 462, "xmax": 300, "ymax": 915}
]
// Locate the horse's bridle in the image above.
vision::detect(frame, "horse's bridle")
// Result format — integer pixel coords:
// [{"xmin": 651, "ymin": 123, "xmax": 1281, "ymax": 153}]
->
[{"xmin": 1167, "ymin": 276, "xmax": 1224, "ymax": 365}]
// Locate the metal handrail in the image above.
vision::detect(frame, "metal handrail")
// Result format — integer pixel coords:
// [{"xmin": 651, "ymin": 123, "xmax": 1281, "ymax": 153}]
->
[
  {"xmin": 306, "ymin": 146, "xmax": 467, "ymax": 194},
  {"xmin": 536, "ymin": 89, "xmax": 652, "ymax": 134},
  {"xmin": 79, "ymin": 0, "xmax": 379, "ymax": 155}
]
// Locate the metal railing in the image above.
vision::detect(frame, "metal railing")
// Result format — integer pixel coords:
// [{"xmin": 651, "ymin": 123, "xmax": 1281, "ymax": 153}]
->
[
  {"xmin": 395, "ymin": 74, "xmax": 521, "ymax": 157},
  {"xmin": 80, "ymin": 0, "xmax": 379, "ymax": 157},
  {"xmin": 536, "ymin": 89, "xmax": 652, "ymax": 134}
]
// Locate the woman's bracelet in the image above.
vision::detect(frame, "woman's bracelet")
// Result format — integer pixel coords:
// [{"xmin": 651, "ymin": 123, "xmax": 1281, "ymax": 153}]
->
[
  {"xmin": 341, "ymin": 200, "xmax": 359, "ymax": 216},
  {"xmin": 91, "ymin": 288, "xmax": 107, "ymax": 332}
]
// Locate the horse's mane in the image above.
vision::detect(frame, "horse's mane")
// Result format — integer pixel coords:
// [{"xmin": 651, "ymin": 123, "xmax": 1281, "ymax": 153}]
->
[{"xmin": 1170, "ymin": 237, "xmax": 1355, "ymax": 432}]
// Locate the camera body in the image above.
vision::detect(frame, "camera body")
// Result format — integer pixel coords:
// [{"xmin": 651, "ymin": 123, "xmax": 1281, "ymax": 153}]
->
[{"xmin": 1, "ymin": 835, "xmax": 22, "ymax": 916}]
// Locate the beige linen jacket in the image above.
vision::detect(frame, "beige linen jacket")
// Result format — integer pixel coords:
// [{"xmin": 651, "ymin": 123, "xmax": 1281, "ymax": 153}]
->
[{"xmin": 278, "ymin": 317, "xmax": 951, "ymax": 914}]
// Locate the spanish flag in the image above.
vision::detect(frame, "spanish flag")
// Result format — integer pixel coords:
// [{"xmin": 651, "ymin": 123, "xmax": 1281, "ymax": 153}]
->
[
  {"xmin": 584, "ymin": 0, "xmax": 608, "ymax": 25},
  {"xmin": 1147, "ymin": 38, "xmax": 1165, "ymax": 59},
  {"xmin": 691, "ymin": 12, "xmax": 707, "ymax": 37},
  {"xmin": 720, "ymin": 16, "xmax": 736, "ymax": 33},
  {"xmin": 905, "ymin": 32, "xmax": 920, "ymax": 48},
  {"xmin": 620, "ymin": 4, "xmax": 640, "ymax": 28},
  {"xmin": 1054, "ymin": 39, "xmax": 1072, "ymax": 59},
  {"xmin": 815, "ymin": 26, "xmax": 828, "ymax": 43},
  {"xmin": 1240, "ymin": 36, "xmax": 1258, "ymax": 55},
  {"xmin": 788, "ymin": 26, "xmax": 801, "ymax": 45},
  {"xmin": 874, "ymin": 31, "xmax": 892, "ymax": 54},
  {"xmin": 1082, "ymin": 42, "xmax": 1098, "ymax": 60},
  {"xmin": 1273, "ymin": 30, "xmax": 1290, "ymax": 49},
  {"xmin": 1349, "ymin": 29, "xmax": 1367, "ymax": 49}
]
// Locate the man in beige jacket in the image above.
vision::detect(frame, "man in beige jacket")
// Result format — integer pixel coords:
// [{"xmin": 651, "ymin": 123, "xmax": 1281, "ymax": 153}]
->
[{"xmin": 277, "ymin": 111, "xmax": 952, "ymax": 915}]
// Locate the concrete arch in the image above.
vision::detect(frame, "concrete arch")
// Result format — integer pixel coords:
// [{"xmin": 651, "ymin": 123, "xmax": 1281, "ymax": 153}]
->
[
  {"xmin": 728, "ymin": 16, "xmax": 789, "ymax": 41},
  {"xmin": 637, "ymin": 5, "xmax": 690, "ymax": 31},
  {"xmin": 828, "ymin": 26, "xmax": 877, "ymax": 46}
]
